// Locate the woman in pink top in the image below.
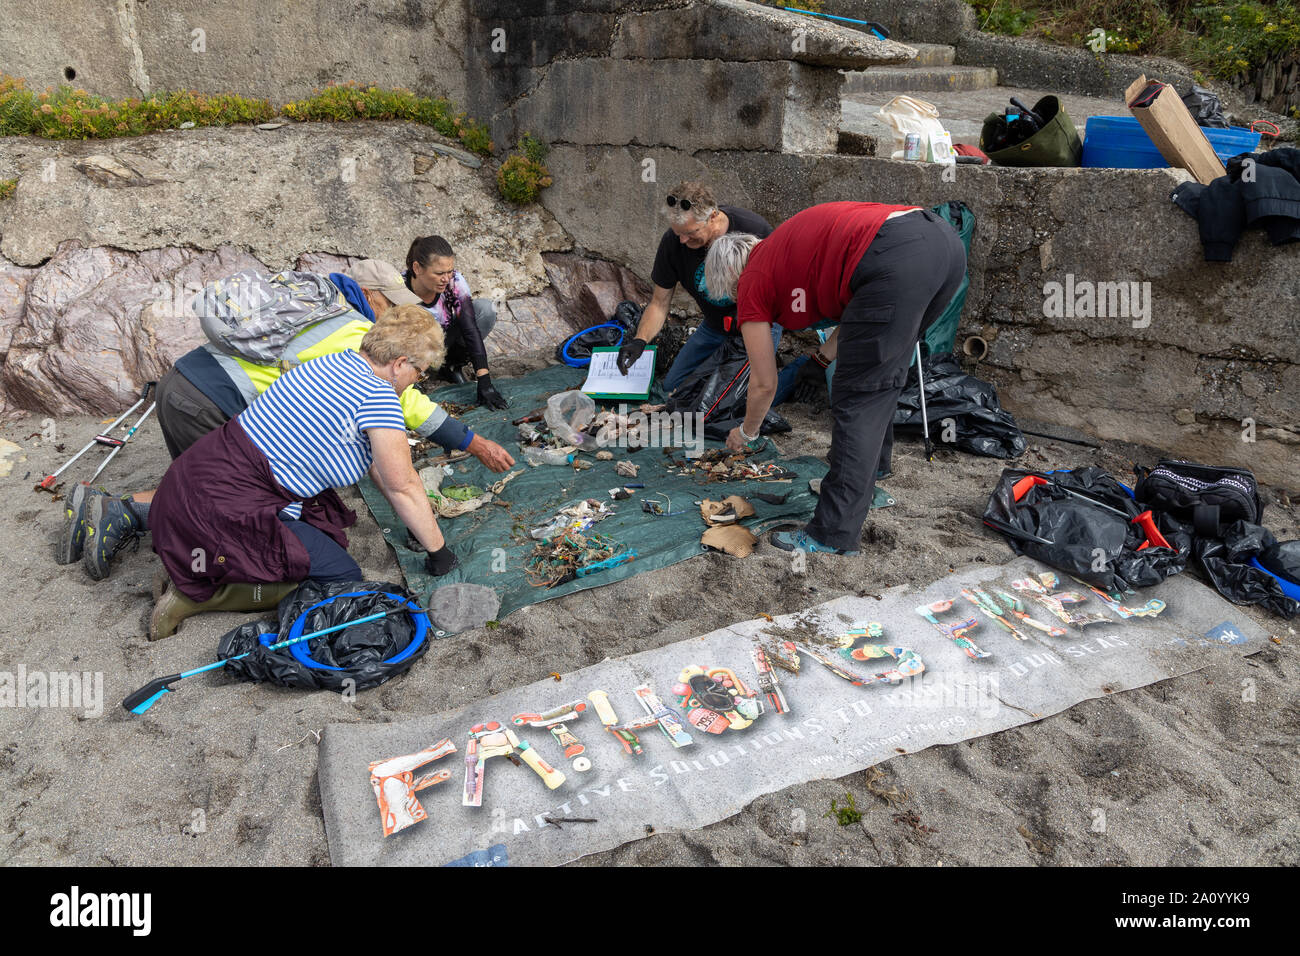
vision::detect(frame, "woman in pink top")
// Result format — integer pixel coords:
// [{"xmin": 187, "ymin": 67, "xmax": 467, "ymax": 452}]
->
[{"xmin": 704, "ymin": 201, "xmax": 967, "ymax": 555}]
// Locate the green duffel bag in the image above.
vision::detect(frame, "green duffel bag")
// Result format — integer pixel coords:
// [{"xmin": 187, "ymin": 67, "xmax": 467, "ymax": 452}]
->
[{"xmin": 980, "ymin": 95, "xmax": 1083, "ymax": 167}]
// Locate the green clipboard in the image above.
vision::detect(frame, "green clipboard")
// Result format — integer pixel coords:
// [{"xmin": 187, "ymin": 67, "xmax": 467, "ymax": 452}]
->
[{"xmin": 581, "ymin": 345, "xmax": 657, "ymax": 401}]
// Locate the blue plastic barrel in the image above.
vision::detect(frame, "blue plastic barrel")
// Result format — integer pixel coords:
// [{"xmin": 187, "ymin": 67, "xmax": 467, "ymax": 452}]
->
[{"xmin": 1082, "ymin": 115, "xmax": 1260, "ymax": 169}]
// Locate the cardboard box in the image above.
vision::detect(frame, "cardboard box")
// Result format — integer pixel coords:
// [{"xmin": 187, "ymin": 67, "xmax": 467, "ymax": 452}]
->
[{"xmin": 1124, "ymin": 74, "xmax": 1226, "ymax": 185}]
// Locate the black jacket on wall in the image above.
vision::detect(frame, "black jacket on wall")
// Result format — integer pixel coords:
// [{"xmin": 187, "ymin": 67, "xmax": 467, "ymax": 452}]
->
[{"xmin": 1172, "ymin": 147, "xmax": 1300, "ymax": 262}]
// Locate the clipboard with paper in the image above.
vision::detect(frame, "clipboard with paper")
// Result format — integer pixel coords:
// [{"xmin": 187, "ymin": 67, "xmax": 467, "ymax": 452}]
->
[{"xmin": 581, "ymin": 346, "xmax": 657, "ymax": 401}]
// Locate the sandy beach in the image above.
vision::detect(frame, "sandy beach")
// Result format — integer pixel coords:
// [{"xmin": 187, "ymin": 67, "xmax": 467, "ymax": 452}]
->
[{"xmin": 1, "ymin": 351, "xmax": 1296, "ymax": 867}]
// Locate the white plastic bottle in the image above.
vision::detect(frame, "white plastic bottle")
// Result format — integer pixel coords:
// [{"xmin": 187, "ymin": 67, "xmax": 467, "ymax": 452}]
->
[{"xmin": 525, "ymin": 448, "xmax": 575, "ymax": 466}]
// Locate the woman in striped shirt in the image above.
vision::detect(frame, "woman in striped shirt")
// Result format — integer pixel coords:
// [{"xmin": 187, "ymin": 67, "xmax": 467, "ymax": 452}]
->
[{"xmin": 147, "ymin": 306, "xmax": 461, "ymax": 641}]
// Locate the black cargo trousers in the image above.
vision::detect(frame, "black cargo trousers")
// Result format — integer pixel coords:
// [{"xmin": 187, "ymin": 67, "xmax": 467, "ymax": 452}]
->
[{"xmin": 804, "ymin": 209, "xmax": 967, "ymax": 551}]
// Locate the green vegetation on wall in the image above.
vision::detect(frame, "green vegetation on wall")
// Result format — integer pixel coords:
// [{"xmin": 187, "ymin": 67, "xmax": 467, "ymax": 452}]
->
[
  {"xmin": 0, "ymin": 77, "xmax": 556, "ymax": 205},
  {"xmin": 282, "ymin": 83, "xmax": 493, "ymax": 156},
  {"xmin": 0, "ymin": 76, "xmax": 272, "ymax": 138},
  {"xmin": 496, "ymin": 132, "xmax": 553, "ymax": 205},
  {"xmin": 965, "ymin": 0, "xmax": 1300, "ymax": 79}
]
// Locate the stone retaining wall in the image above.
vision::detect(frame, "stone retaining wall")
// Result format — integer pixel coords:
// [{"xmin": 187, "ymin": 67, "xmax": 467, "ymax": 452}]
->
[
  {"xmin": 0, "ymin": 0, "xmax": 468, "ymax": 104},
  {"xmin": 464, "ymin": 0, "xmax": 916, "ymax": 153}
]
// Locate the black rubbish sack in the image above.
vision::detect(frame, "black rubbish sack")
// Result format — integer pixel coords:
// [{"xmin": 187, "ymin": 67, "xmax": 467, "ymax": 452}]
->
[
  {"xmin": 983, "ymin": 467, "xmax": 1191, "ymax": 591},
  {"xmin": 1257, "ymin": 539, "xmax": 1300, "ymax": 590},
  {"xmin": 1180, "ymin": 85, "xmax": 1230, "ymax": 129},
  {"xmin": 216, "ymin": 580, "xmax": 431, "ymax": 692},
  {"xmin": 664, "ymin": 337, "xmax": 789, "ymax": 439},
  {"xmin": 555, "ymin": 301, "xmax": 640, "ymax": 368},
  {"xmin": 1193, "ymin": 522, "xmax": 1299, "ymax": 619},
  {"xmin": 894, "ymin": 352, "xmax": 1026, "ymax": 459}
]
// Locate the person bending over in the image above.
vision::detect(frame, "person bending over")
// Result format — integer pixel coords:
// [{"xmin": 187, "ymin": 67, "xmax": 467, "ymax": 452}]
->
[
  {"xmin": 704, "ymin": 202, "xmax": 966, "ymax": 555},
  {"xmin": 59, "ymin": 260, "xmax": 513, "ymax": 581},
  {"xmin": 145, "ymin": 306, "xmax": 463, "ymax": 640}
]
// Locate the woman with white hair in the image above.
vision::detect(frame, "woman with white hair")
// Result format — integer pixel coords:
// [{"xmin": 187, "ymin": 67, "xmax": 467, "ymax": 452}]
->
[{"xmin": 705, "ymin": 201, "xmax": 967, "ymax": 555}]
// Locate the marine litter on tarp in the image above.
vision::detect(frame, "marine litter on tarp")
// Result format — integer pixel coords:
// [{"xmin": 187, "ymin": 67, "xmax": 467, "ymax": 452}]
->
[{"xmin": 318, "ymin": 556, "xmax": 1268, "ymax": 867}]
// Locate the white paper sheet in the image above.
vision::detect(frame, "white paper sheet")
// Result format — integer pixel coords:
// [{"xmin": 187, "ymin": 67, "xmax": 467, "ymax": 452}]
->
[{"xmin": 581, "ymin": 347, "xmax": 655, "ymax": 397}]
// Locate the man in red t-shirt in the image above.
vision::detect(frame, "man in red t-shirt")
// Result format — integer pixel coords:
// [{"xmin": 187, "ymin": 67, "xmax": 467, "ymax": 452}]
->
[{"xmin": 704, "ymin": 201, "xmax": 967, "ymax": 555}]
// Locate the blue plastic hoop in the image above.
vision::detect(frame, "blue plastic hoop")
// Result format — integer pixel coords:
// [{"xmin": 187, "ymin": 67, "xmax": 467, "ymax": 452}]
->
[
  {"xmin": 560, "ymin": 322, "xmax": 625, "ymax": 368},
  {"xmin": 267, "ymin": 590, "xmax": 429, "ymax": 671}
]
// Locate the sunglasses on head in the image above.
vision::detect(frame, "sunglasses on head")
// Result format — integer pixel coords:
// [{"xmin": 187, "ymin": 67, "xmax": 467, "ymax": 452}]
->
[{"xmin": 666, "ymin": 194, "xmax": 699, "ymax": 212}]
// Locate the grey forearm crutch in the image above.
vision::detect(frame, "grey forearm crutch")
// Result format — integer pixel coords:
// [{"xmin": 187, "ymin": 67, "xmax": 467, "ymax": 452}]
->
[
  {"xmin": 916, "ymin": 342, "xmax": 933, "ymax": 461},
  {"xmin": 89, "ymin": 401, "xmax": 156, "ymax": 483}
]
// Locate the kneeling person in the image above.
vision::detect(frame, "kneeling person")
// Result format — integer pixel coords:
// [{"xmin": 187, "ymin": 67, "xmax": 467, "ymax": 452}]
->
[
  {"xmin": 61, "ymin": 261, "xmax": 513, "ymax": 580},
  {"xmin": 147, "ymin": 306, "xmax": 462, "ymax": 640}
]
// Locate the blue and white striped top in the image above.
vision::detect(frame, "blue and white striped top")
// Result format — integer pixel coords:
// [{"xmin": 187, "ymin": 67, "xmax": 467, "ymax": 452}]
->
[{"xmin": 239, "ymin": 350, "xmax": 406, "ymax": 519}]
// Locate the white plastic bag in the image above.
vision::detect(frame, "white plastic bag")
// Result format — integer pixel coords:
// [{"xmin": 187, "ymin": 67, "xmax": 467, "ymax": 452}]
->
[
  {"xmin": 545, "ymin": 390, "xmax": 595, "ymax": 446},
  {"xmin": 875, "ymin": 95, "xmax": 954, "ymax": 164}
]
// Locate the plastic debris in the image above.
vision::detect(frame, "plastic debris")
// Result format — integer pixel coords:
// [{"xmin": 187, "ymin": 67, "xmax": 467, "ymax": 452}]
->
[
  {"xmin": 529, "ymin": 498, "xmax": 614, "ymax": 542},
  {"xmin": 700, "ymin": 495, "xmax": 756, "ymax": 527},
  {"xmin": 545, "ymin": 390, "xmax": 596, "ymax": 446},
  {"xmin": 701, "ymin": 524, "xmax": 759, "ymax": 557}
]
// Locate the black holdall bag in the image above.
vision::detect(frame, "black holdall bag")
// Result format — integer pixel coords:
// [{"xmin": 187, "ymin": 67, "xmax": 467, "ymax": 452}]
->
[{"xmin": 1134, "ymin": 459, "xmax": 1263, "ymax": 538}]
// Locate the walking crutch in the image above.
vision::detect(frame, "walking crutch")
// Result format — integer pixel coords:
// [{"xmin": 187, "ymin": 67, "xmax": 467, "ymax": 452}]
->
[
  {"xmin": 88, "ymin": 401, "xmax": 156, "ymax": 483},
  {"xmin": 36, "ymin": 381, "xmax": 154, "ymax": 492},
  {"xmin": 915, "ymin": 342, "xmax": 933, "ymax": 462}
]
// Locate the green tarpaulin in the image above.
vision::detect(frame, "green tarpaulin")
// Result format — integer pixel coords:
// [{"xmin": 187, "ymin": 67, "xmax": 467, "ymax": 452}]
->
[{"xmin": 358, "ymin": 364, "xmax": 829, "ymax": 631}]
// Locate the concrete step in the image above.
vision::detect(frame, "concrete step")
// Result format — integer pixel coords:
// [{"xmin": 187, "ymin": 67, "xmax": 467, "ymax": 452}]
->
[
  {"xmin": 906, "ymin": 42, "xmax": 956, "ymax": 67},
  {"xmin": 842, "ymin": 64, "xmax": 999, "ymax": 94}
]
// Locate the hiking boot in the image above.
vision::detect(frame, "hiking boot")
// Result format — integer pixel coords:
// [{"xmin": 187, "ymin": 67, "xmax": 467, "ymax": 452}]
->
[
  {"xmin": 769, "ymin": 528, "xmax": 860, "ymax": 556},
  {"xmin": 56, "ymin": 482, "xmax": 106, "ymax": 565},
  {"xmin": 82, "ymin": 494, "xmax": 144, "ymax": 581},
  {"xmin": 149, "ymin": 579, "xmax": 299, "ymax": 641}
]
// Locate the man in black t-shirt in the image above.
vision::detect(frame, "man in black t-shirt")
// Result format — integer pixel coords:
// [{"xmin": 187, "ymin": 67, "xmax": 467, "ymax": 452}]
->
[{"xmin": 616, "ymin": 181, "xmax": 780, "ymax": 394}]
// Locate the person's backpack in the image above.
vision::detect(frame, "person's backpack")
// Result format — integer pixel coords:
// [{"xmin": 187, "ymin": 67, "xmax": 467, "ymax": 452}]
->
[
  {"xmin": 191, "ymin": 270, "xmax": 352, "ymax": 365},
  {"xmin": 921, "ymin": 201, "xmax": 975, "ymax": 357},
  {"xmin": 1134, "ymin": 459, "xmax": 1263, "ymax": 538}
]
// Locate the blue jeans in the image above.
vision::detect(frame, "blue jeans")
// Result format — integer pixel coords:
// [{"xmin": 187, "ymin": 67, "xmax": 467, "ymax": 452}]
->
[
  {"xmin": 662, "ymin": 323, "xmax": 783, "ymax": 396},
  {"xmin": 282, "ymin": 519, "xmax": 362, "ymax": 584}
]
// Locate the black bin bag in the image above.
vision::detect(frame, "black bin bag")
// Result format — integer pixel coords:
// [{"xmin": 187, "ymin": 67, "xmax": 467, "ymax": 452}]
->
[
  {"xmin": 1197, "ymin": 524, "xmax": 1300, "ymax": 619},
  {"xmin": 984, "ymin": 467, "xmax": 1190, "ymax": 591},
  {"xmin": 664, "ymin": 337, "xmax": 789, "ymax": 440},
  {"xmin": 894, "ymin": 352, "xmax": 1025, "ymax": 458},
  {"xmin": 217, "ymin": 580, "xmax": 431, "ymax": 692}
]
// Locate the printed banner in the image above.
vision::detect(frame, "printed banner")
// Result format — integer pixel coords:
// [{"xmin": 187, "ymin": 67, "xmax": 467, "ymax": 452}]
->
[{"xmin": 319, "ymin": 557, "xmax": 1268, "ymax": 866}]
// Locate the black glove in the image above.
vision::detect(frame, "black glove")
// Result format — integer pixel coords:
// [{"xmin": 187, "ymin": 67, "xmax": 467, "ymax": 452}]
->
[
  {"xmin": 476, "ymin": 374, "xmax": 508, "ymax": 410},
  {"xmin": 616, "ymin": 337, "xmax": 647, "ymax": 375},
  {"xmin": 790, "ymin": 351, "xmax": 831, "ymax": 407},
  {"xmin": 425, "ymin": 545, "xmax": 459, "ymax": 577}
]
